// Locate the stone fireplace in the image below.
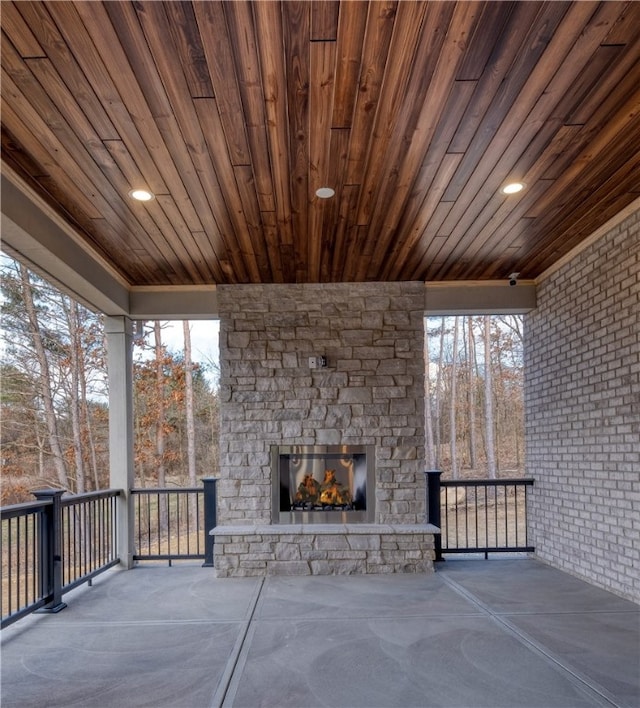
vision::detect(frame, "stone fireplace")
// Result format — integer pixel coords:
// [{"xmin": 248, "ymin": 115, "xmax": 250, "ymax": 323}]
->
[{"xmin": 212, "ymin": 282, "xmax": 437, "ymax": 576}]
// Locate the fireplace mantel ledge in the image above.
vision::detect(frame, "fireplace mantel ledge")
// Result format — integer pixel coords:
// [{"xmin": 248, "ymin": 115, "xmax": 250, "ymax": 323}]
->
[{"xmin": 211, "ymin": 523, "xmax": 441, "ymax": 536}]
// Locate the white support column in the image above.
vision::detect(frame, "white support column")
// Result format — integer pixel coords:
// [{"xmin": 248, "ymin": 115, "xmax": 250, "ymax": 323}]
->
[{"xmin": 105, "ymin": 316, "xmax": 135, "ymax": 568}]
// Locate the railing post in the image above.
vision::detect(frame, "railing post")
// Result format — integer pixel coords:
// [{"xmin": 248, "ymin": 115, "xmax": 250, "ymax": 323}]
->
[
  {"xmin": 202, "ymin": 477, "xmax": 218, "ymax": 567},
  {"xmin": 425, "ymin": 470, "xmax": 444, "ymax": 562},
  {"xmin": 32, "ymin": 489, "xmax": 67, "ymax": 613}
]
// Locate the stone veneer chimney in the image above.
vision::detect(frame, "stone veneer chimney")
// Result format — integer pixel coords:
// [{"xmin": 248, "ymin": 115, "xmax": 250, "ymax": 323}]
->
[
  {"xmin": 218, "ymin": 281, "xmax": 425, "ymax": 523},
  {"xmin": 213, "ymin": 282, "xmax": 435, "ymax": 575}
]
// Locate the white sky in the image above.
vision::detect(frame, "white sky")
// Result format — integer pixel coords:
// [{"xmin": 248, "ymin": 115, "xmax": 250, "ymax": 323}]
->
[{"xmin": 156, "ymin": 319, "xmax": 220, "ymax": 384}]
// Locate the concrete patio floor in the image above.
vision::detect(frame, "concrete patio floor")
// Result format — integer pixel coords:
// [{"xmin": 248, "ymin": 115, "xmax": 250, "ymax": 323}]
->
[{"xmin": 1, "ymin": 558, "xmax": 638, "ymax": 708}]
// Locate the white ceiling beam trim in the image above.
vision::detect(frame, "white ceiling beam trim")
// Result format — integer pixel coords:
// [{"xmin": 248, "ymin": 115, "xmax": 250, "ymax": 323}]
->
[
  {"xmin": 424, "ymin": 281, "xmax": 537, "ymax": 315},
  {"xmin": 129, "ymin": 287, "xmax": 218, "ymax": 320},
  {"xmin": 1, "ymin": 171, "xmax": 130, "ymax": 315},
  {"xmin": 1, "ymin": 170, "xmax": 218, "ymax": 319}
]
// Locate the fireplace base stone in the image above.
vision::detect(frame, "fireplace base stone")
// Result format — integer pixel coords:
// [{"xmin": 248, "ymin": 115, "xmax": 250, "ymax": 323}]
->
[{"xmin": 211, "ymin": 524, "xmax": 439, "ymax": 577}]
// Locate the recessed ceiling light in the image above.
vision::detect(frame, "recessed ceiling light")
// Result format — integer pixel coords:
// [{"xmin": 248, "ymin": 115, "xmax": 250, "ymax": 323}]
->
[
  {"xmin": 315, "ymin": 187, "xmax": 335, "ymax": 199},
  {"xmin": 128, "ymin": 188, "xmax": 155, "ymax": 201},
  {"xmin": 501, "ymin": 182, "xmax": 525, "ymax": 195}
]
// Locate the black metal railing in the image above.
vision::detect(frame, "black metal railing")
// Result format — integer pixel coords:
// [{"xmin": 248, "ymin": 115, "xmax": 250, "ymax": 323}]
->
[
  {"xmin": 426, "ymin": 471, "xmax": 534, "ymax": 559},
  {"xmin": 1, "ymin": 488, "xmax": 120, "ymax": 629},
  {"xmin": 2, "ymin": 479, "xmax": 218, "ymax": 627},
  {"xmin": 130, "ymin": 477, "xmax": 217, "ymax": 565},
  {"xmin": 59, "ymin": 490, "xmax": 120, "ymax": 591}
]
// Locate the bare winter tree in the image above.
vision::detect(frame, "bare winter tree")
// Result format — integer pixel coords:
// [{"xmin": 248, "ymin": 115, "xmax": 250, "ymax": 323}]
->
[
  {"xmin": 183, "ymin": 320, "xmax": 197, "ymax": 487},
  {"xmin": 63, "ymin": 299, "xmax": 86, "ymax": 493},
  {"xmin": 450, "ymin": 317, "xmax": 459, "ymax": 479},
  {"xmin": 466, "ymin": 317, "xmax": 478, "ymax": 470},
  {"xmin": 424, "ymin": 323, "xmax": 436, "ymax": 469},
  {"xmin": 18, "ymin": 264, "xmax": 69, "ymax": 489},
  {"xmin": 483, "ymin": 315, "xmax": 497, "ymax": 479},
  {"xmin": 434, "ymin": 317, "xmax": 446, "ymax": 467},
  {"xmin": 153, "ymin": 321, "xmax": 167, "ymax": 490}
]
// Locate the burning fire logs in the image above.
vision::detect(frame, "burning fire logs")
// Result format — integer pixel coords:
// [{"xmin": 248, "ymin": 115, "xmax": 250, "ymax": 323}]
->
[
  {"xmin": 294, "ymin": 474, "xmax": 320, "ymax": 503},
  {"xmin": 293, "ymin": 469, "xmax": 352, "ymax": 509}
]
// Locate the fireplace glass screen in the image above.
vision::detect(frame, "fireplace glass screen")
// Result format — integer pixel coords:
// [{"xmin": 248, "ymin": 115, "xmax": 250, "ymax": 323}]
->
[{"xmin": 272, "ymin": 445, "xmax": 374, "ymax": 524}]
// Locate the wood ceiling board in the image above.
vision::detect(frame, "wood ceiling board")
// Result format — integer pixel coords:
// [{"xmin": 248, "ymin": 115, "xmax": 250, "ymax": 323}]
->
[
  {"xmin": 311, "ymin": 0, "xmax": 340, "ymax": 42},
  {"xmin": 104, "ymin": 1, "xmax": 212, "ymax": 238},
  {"xmin": 192, "ymin": 97, "xmax": 253, "ymax": 283},
  {"xmin": 353, "ymin": 1, "xmax": 430, "ymax": 233},
  {"xmin": 252, "ymin": 1, "xmax": 295, "ymax": 276},
  {"xmin": 0, "ymin": 3, "xmax": 45, "ymax": 58},
  {"xmin": 162, "ymin": 2, "xmax": 214, "ymax": 99},
  {"xmin": 429, "ymin": 2, "xmax": 628, "ymax": 279},
  {"xmin": 331, "ymin": 1, "xmax": 368, "ymax": 129},
  {"xmin": 1, "ymin": 1, "xmax": 638, "ymax": 288},
  {"xmin": 364, "ymin": 2, "xmax": 478, "ymax": 281},
  {"xmin": 43, "ymin": 2, "xmax": 168, "ymax": 197},
  {"xmin": 225, "ymin": 1, "xmax": 276, "ymax": 214},
  {"xmin": 282, "ymin": 1, "xmax": 311, "ymax": 283},
  {"xmin": 343, "ymin": 1, "xmax": 397, "ymax": 186},
  {"xmin": 308, "ymin": 39, "xmax": 336, "ymax": 281},
  {"xmin": 329, "ymin": 182, "xmax": 359, "ymax": 282},
  {"xmin": 192, "ymin": 1, "xmax": 251, "ymax": 167},
  {"xmin": 1, "ymin": 72, "xmax": 109, "ymax": 223},
  {"xmin": 446, "ymin": 1, "xmax": 561, "ymax": 156},
  {"xmin": 384, "ymin": 153, "xmax": 465, "ymax": 282}
]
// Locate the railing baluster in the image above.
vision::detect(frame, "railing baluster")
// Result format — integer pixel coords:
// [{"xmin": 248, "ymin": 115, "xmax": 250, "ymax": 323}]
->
[
  {"xmin": 90, "ymin": 500, "xmax": 94, "ymax": 572},
  {"xmin": 484, "ymin": 485, "xmax": 490, "ymax": 558},
  {"xmin": 495, "ymin": 486, "xmax": 499, "ymax": 547},
  {"xmin": 20, "ymin": 516, "xmax": 26, "ymax": 611},
  {"xmin": 197, "ymin": 493, "xmax": 202, "ymax": 554},
  {"xmin": 443, "ymin": 487, "xmax": 448, "ymax": 548},
  {"xmin": 454, "ymin": 485, "xmax": 459, "ymax": 548},
  {"xmin": 514, "ymin": 485, "xmax": 519, "ymax": 547},
  {"xmin": 32, "ymin": 513, "xmax": 38, "ymax": 610},
  {"xmin": 16, "ymin": 516, "xmax": 21, "ymax": 616},
  {"xmin": 524, "ymin": 484, "xmax": 529, "ymax": 548},
  {"xmin": 504, "ymin": 485, "xmax": 509, "ymax": 547},
  {"xmin": 174, "ymin": 494, "xmax": 182, "ymax": 555},
  {"xmin": 464, "ymin": 485, "xmax": 469, "ymax": 548}
]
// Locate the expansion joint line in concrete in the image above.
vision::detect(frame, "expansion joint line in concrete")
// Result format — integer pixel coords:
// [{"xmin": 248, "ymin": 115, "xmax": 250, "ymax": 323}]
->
[
  {"xmin": 211, "ymin": 577, "xmax": 265, "ymax": 708},
  {"xmin": 438, "ymin": 573, "xmax": 622, "ymax": 708}
]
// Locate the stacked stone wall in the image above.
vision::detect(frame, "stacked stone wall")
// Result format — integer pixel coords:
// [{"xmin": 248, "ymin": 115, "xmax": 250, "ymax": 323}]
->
[
  {"xmin": 525, "ymin": 207, "xmax": 640, "ymax": 602},
  {"xmin": 217, "ymin": 282, "xmax": 426, "ymax": 528},
  {"xmin": 213, "ymin": 524, "xmax": 436, "ymax": 577}
]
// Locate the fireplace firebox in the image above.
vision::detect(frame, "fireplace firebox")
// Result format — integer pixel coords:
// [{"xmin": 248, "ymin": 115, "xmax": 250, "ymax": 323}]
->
[{"xmin": 272, "ymin": 445, "xmax": 375, "ymax": 523}]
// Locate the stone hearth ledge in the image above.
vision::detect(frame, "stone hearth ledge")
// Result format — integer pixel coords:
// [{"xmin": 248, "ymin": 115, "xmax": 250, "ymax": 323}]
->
[{"xmin": 211, "ymin": 524, "xmax": 440, "ymax": 577}]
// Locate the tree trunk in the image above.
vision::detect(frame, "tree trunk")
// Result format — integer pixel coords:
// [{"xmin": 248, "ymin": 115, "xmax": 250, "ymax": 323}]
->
[
  {"xmin": 183, "ymin": 321, "xmax": 199, "ymax": 529},
  {"xmin": 495, "ymin": 340, "xmax": 505, "ymax": 475},
  {"xmin": 183, "ymin": 321, "xmax": 197, "ymax": 487},
  {"xmin": 467, "ymin": 316, "xmax": 478, "ymax": 470},
  {"xmin": 154, "ymin": 321, "xmax": 166, "ymax": 489},
  {"xmin": 19, "ymin": 264, "xmax": 69, "ymax": 489},
  {"xmin": 434, "ymin": 317, "xmax": 446, "ymax": 467},
  {"xmin": 483, "ymin": 315, "xmax": 497, "ymax": 479},
  {"xmin": 424, "ymin": 321, "xmax": 436, "ymax": 469},
  {"xmin": 450, "ymin": 317, "xmax": 459, "ymax": 480},
  {"xmin": 153, "ymin": 322, "xmax": 168, "ymax": 531},
  {"xmin": 66, "ymin": 300, "xmax": 85, "ymax": 493}
]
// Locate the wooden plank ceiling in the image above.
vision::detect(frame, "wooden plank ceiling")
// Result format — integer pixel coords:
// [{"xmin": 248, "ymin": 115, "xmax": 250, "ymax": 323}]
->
[{"xmin": 2, "ymin": 1, "xmax": 639, "ymax": 286}]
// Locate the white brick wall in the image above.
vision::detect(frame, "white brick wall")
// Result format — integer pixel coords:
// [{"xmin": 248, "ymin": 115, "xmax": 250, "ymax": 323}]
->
[
  {"xmin": 525, "ymin": 208, "xmax": 640, "ymax": 602},
  {"xmin": 217, "ymin": 282, "xmax": 426, "ymax": 527}
]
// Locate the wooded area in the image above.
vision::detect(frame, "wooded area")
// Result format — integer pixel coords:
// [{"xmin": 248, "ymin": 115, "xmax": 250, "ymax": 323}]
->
[
  {"xmin": 1, "ymin": 258, "xmax": 220, "ymax": 504},
  {"xmin": 1, "ymin": 258, "xmax": 524, "ymax": 504},
  {"xmin": 425, "ymin": 315, "xmax": 524, "ymax": 479}
]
